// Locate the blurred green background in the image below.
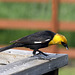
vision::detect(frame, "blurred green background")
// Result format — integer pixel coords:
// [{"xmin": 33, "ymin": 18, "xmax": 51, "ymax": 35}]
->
[
  {"xmin": 0, "ymin": 2, "xmax": 75, "ymax": 75},
  {"xmin": 0, "ymin": 2, "xmax": 75, "ymax": 21}
]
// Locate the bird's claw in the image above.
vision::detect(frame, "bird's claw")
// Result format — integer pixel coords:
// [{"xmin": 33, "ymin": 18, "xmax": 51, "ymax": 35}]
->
[
  {"xmin": 32, "ymin": 53, "xmax": 57, "ymax": 61},
  {"xmin": 32, "ymin": 53, "xmax": 51, "ymax": 60}
]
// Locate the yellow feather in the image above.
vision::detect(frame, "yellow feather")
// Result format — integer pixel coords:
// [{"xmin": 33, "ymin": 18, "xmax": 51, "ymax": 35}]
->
[{"xmin": 49, "ymin": 33, "xmax": 67, "ymax": 45}]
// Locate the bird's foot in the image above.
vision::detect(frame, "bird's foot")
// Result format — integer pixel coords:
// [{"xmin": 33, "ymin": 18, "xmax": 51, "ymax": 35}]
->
[
  {"xmin": 36, "ymin": 52, "xmax": 48, "ymax": 56},
  {"xmin": 32, "ymin": 53, "xmax": 57, "ymax": 60},
  {"xmin": 33, "ymin": 53, "xmax": 51, "ymax": 60}
]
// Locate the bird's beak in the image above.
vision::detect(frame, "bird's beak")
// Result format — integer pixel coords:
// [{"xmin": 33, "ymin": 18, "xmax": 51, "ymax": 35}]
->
[
  {"xmin": 61, "ymin": 42, "xmax": 69, "ymax": 50},
  {"xmin": 65, "ymin": 45, "xmax": 69, "ymax": 50}
]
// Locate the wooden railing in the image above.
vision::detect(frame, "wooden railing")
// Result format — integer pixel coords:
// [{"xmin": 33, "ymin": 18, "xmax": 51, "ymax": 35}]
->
[{"xmin": 0, "ymin": 20, "xmax": 75, "ymax": 31}]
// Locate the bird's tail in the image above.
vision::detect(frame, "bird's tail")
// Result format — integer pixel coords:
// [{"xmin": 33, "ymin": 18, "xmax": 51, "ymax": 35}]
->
[{"xmin": 0, "ymin": 44, "xmax": 15, "ymax": 52}]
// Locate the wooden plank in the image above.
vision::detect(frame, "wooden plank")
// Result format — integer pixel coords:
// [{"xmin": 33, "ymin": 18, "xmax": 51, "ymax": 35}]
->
[
  {"xmin": 19, "ymin": 48, "xmax": 75, "ymax": 59},
  {"xmin": 40, "ymin": 48, "xmax": 75, "ymax": 59},
  {"xmin": 58, "ymin": 48, "xmax": 75, "ymax": 59},
  {"xmin": 0, "ymin": 45, "xmax": 75, "ymax": 58},
  {"xmin": 38, "ymin": 47, "xmax": 75, "ymax": 59},
  {"xmin": 0, "ymin": 51, "xmax": 68, "ymax": 75},
  {"xmin": 59, "ymin": 22, "xmax": 75, "ymax": 31},
  {"xmin": 0, "ymin": 19, "xmax": 75, "ymax": 31},
  {"xmin": 12, "ymin": 47, "xmax": 75, "ymax": 58},
  {"xmin": 0, "ymin": 19, "xmax": 53, "ymax": 30},
  {"xmin": 1, "ymin": 45, "xmax": 75, "ymax": 59}
]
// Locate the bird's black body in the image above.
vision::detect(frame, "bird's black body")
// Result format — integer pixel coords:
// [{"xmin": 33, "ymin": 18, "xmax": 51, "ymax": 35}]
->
[
  {"xmin": 0, "ymin": 31, "xmax": 56, "ymax": 56},
  {"xmin": 17, "ymin": 31, "xmax": 55, "ymax": 49}
]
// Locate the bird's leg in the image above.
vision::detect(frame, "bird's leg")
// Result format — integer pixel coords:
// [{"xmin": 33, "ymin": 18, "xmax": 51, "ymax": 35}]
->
[
  {"xmin": 32, "ymin": 49, "xmax": 50, "ymax": 60},
  {"xmin": 33, "ymin": 50, "xmax": 37, "ymax": 55},
  {"xmin": 37, "ymin": 50, "xmax": 48, "ymax": 56}
]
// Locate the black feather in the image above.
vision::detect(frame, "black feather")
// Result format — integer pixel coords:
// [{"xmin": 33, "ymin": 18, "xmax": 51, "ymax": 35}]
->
[
  {"xmin": 0, "ymin": 44, "xmax": 15, "ymax": 52},
  {"xmin": 0, "ymin": 30, "xmax": 55, "ymax": 55}
]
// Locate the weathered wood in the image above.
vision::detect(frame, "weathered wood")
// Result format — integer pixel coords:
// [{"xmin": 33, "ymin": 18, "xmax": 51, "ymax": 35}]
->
[{"xmin": 0, "ymin": 50, "xmax": 68, "ymax": 75}]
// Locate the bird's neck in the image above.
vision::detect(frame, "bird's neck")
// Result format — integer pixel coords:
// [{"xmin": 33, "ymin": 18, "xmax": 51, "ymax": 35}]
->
[{"xmin": 48, "ymin": 34, "xmax": 61, "ymax": 45}]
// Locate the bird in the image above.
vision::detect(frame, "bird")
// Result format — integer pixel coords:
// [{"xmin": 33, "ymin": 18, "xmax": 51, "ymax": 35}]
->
[{"xmin": 0, "ymin": 30, "xmax": 68, "ymax": 56}]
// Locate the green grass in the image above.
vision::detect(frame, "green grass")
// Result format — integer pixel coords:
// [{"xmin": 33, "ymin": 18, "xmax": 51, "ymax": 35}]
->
[
  {"xmin": 0, "ymin": 29, "xmax": 75, "ymax": 47},
  {"xmin": 0, "ymin": 29, "xmax": 39, "ymax": 45},
  {"xmin": 59, "ymin": 31, "xmax": 75, "ymax": 47},
  {"xmin": 0, "ymin": 2, "xmax": 75, "ymax": 21},
  {"xmin": 0, "ymin": 2, "xmax": 52, "ymax": 20},
  {"xmin": 59, "ymin": 67, "xmax": 75, "ymax": 75},
  {"xmin": 59, "ymin": 3, "xmax": 75, "ymax": 21},
  {"xmin": 59, "ymin": 59, "xmax": 75, "ymax": 75}
]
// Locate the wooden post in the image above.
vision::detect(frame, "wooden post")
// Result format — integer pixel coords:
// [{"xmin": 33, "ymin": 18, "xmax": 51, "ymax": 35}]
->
[
  {"xmin": 51, "ymin": 0, "xmax": 59, "ymax": 53},
  {"xmin": 52, "ymin": 0, "xmax": 59, "ymax": 32}
]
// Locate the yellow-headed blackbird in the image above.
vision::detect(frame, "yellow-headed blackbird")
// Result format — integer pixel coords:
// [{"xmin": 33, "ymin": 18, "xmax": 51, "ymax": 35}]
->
[{"xmin": 0, "ymin": 30, "xmax": 68, "ymax": 56}]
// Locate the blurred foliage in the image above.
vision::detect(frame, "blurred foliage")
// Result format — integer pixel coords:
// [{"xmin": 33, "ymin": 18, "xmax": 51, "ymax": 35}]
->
[
  {"xmin": 0, "ymin": 29, "xmax": 38, "ymax": 45},
  {"xmin": 59, "ymin": 3, "xmax": 75, "ymax": 21},
  {"xmin": 0, "ymin": 29, "xmax": 75, "ymax": 48},
  {"xmin": 0, "ymin": 2, "xmax": 75, "ymax": 21},
  {"xmin": 0, "ymin": 2, "xmax": 52, "ymax": 20},
  {"xmin": 59, "ymin": 59, "xmax": 75, "ymax": 75},
  {"xmin": 59, "ymin": 31, "xmax": 75, "ymax": 47},
  {"xmin": 59, "ymin": 67, "xmax": 75, "ymax": 75}
]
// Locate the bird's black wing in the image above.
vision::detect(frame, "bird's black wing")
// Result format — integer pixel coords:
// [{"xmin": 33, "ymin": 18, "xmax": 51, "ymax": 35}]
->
[{"xmin": 10, "ymin": 31, "xmax": 55, "ymax": 45}]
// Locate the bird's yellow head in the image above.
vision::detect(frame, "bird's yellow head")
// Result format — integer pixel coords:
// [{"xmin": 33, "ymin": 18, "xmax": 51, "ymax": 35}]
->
[{"xmin": 49, "ymin": 33, "xmax": 68, "ymax": 50}]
